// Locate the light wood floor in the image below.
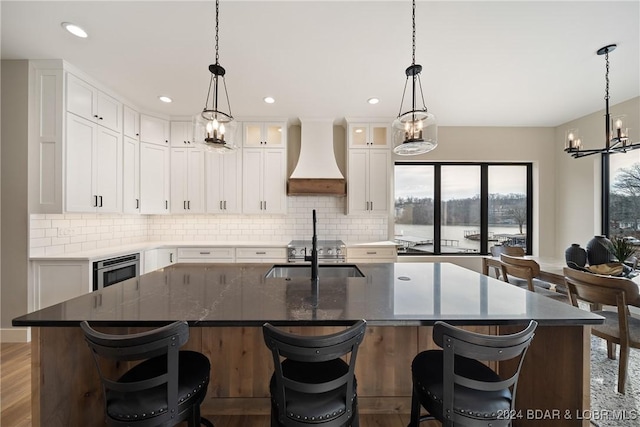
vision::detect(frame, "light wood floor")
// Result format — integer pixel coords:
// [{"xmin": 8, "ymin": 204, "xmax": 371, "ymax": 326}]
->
[{"xmin": 1, "ymin": 343, "xmax": 437, "ymax": 427}]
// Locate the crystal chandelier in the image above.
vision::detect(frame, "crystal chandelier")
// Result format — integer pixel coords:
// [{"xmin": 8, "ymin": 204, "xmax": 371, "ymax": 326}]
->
[
  {"xmin": 392, "ymin": 0, "xmax": 437, "ymax": 156},
  {"xmin": 196, "ymin": 0, "xmax": 236, "ymax": 152},
  {"xmin": 565, "ymin": 44, "xmax": 639, "ymax": 158}
]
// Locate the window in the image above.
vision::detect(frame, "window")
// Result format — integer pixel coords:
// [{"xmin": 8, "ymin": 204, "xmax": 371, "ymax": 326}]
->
[
  {"xmin": 608, "ymin": 152, "xmax": 640, "ymax": 242},
  {"xmin": 395, "ymin": 162, "xmax": 532, "ymax": 255}
]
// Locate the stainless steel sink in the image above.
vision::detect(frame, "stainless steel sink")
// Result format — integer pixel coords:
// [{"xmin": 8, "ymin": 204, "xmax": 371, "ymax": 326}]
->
[{"xmin": 265, "ymin": 264, "xmax": 364, "ymax": 279}]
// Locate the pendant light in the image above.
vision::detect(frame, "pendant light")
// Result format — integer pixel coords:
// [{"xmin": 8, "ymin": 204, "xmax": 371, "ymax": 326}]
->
[
  {"xmin": 392, "ymin": 0, "xmax": 437, "ymax": 156},
  {"xmin": 196, "ymin": 0, "xmax": 236, "ymax": 152},
  {"xmin": 565, "ymin": 44, "xmax": 639, "ymax": 158}
]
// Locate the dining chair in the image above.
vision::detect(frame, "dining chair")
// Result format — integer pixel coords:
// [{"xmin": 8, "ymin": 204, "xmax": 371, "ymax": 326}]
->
[
  {"xmin": 499, "ymin": 254, "xmax": 568, "ymax": 302},
  {"xmin": 488, "ymin": 246, "xmax": 525, "ymax": 279},
  {"xmin": 563, "ymin": 267, "xmax": 640, "ymax": 394},
  {"xmin": 262, "ymin": 320, "xmax": 367, "ymax": 427},
  {"xmin": 81, "ymin": 320, "xmax": 214, "ymax": 427},
  {"xmin": 409, "ymin": 320, "xmax": 538, "ymax": 427}
]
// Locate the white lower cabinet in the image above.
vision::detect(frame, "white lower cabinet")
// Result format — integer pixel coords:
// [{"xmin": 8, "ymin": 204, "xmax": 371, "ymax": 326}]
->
[
  {"xmin": 346, "ymin": 246, "xmax": 397, "ymax": 263},
  {"xmin": 140, "ymin": 142, "xmax": 170, "ymax": 214},
  {"xmin": 235, "ymin": 247, "xmax": 287, "ymax": 263},
  {"xmin": 143, "ymin": 248, "xmax": 177, "ymax": 274},
  {"xmin": 177, "ymin": 247, "xmax": 235, "ymax": 263},
  {"xmin": 31, "ymin": 260, "xmax": 91, "ymax": 310},
  {"xmin": 65, "ymin": 114, "xmax": 122, "ymax": 213}
]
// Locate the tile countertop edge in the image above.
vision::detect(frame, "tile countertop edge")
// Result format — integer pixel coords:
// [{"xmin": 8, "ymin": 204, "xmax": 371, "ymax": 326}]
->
[{"xmin": 29, "ymin": 240, "xmax": 291, "ymax": 262}]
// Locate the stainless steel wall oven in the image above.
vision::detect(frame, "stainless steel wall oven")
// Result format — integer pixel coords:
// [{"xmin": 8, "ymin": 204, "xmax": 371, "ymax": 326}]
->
[{"xmin": 93, "ymin": 253, "xmax": 140, "ymax": 290}]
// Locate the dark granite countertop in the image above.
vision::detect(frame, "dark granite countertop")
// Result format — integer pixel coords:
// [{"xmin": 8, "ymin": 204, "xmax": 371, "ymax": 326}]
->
[{"xmin": 13, "ymin": 262, "xmax": 603, "ymax": 327}]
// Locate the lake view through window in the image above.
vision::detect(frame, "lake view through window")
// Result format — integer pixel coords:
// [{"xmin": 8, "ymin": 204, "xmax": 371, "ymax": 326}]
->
[{"xmin": 395, "ymin": 163, "xmax": 532, "ymax": 255}]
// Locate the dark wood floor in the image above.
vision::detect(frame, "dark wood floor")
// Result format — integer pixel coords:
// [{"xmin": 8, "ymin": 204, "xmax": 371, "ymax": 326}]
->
[{"xmin": 1, "ymin": 342, "xmax": 438, "ymax": 427}]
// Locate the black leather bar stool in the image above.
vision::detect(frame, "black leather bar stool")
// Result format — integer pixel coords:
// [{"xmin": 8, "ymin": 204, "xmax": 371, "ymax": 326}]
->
[
  {"xmin": 409, "ymin": 320, "xmax": 537, "ymax": 427},
  {"xmin": 81, "ymin": 320, "xmax": 214, "ymax": 427},
  {"xmin": 262, "ymin": 320, "xmax": 367, "ymax": 427}
]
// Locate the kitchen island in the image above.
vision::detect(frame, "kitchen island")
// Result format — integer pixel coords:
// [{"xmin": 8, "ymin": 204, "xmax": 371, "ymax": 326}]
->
[{"xmin": 14, "ymin": 262, "xmax": 602, "ymax": 426}]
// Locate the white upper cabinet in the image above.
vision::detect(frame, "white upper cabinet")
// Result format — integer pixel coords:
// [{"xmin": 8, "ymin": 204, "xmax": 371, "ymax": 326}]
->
[
  {"xmin": 123, "ymin": 105, "xmax": 140, "ymax": 139},
  {"xmin": 66, "ymin": 73, "xmax": 122, "ymax": 132},
  {"xmin": 140, "ymin": 142, "xmax": 170, "ymax": 214},
  {"xmin": 346, "ymin": 149, "xmax": 390, "ymax": 215},
  {"xmin": 206, "ymin": 149, "xmax": 241, "ymax": 214},
  {"xmin": 140, "ymin": 114, "xmax": 170, "ymax": 146},
  {"xmin": 65, "ymin": 114, "xmax": 122, "ymax": 213},
  {"xmin": 171, "ymin": 148, "xmax": 205, "ymax": 214},
  {"xmin": 170, "ymin": 121, "xmax": 195, "ymax": 147},
  {"xmin": 122, "ymin": 136, "xmax": 140, "ymax": 214},
  {"xmin": 242, "ymin": 148, "xmax": 287, "ymax": 214},
  {"xmin": 347, "ymin": 121, "xmax": 390, "ymax": 149},
  {"xmin": 243, "ymin": 122, "xmax": 286, "ymax": 147}
]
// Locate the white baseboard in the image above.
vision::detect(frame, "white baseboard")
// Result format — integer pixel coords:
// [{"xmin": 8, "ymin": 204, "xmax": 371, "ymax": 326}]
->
[{"xmin": 1, "ymin": 327, "xmax": 31, "ymax": 343}]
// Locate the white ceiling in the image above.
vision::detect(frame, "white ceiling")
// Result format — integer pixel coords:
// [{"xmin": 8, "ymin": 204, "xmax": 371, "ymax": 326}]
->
[{"xmin": 2, "ymin": 1, "xmax": 639, "ymax": 127}]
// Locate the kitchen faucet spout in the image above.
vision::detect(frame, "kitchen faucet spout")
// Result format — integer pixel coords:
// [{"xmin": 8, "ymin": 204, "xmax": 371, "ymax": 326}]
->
[{"xmin": 304, "ymin": 209, "xmax": 319, "ymax": 284}]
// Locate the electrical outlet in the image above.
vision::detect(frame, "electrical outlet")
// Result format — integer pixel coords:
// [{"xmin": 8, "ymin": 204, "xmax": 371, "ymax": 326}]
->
[{"xmin": 58, "ymin": 227, "xmax": 80, "ymax": 237}]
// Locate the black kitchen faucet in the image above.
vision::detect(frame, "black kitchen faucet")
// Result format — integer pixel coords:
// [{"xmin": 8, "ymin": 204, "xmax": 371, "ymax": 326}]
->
[{"xmin": 304, "ymin": 209, "xmax": 319, "ymax": 284}]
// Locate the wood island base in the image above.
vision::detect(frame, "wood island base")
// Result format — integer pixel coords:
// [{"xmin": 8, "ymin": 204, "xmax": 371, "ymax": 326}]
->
[{"xmin": 32, "ymin": 324, "xmax": 590, "ymax": 427}]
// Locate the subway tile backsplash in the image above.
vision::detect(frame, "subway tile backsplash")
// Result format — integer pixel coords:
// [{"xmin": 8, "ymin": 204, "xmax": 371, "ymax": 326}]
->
[{"xmin": 29, "ymin": 198, "xmax": 388, "ymax": 256}]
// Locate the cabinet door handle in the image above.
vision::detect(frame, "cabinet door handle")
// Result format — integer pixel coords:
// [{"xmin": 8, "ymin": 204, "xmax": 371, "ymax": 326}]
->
[
  {"xmin": 188, "ymin": 201, "xmax": 191, "ymax": 210},
  {"xmin": 184, "ymin": 201, "xmax": 187, "ymax": 210},
  {"xmin": 220, "ymin": 200, "xmax": 223, "ymax": 210},
  {"xmin": 224, "ymin": 200, "xmax": 227, "ymax": 210},
  {"xmin": 99, "ymin": 195, "xmax": 103, "ymax": 207},
  {"xmin": 370, "ymin": 201, "xmax": 373, "ymax": 210},
  {"xmin": 264, "ymin": 201, "xmax": 267, "ymax": 210},
  {"xmin": 94, "ymin": 195, "xmax": 98, "ymax": 207},
  {"xmin": 99, "ymin": 117, "xmax": 103, "ymax": 120},
  {"xmin": 136, "ymin": 133, "xmax": 139, "ymax": 137},
  {"xmin": 165, "ymin": 200, "xmax": 168, "ymax": 209},
  {"xmin": 365, "ymin": 201, "xmax": 369, "ymax": 210},
  {"xmin": 136, "ymin": 198, "xmax": 139, "ymax": 209},
  {"xmin": 93, "ymin": 114, "xmax": 99, "ymax": 118},
  {"xmin": 260, "ymin": 201, "xmax": 263, "ymax": 210},
  {"xmin": 170, "ymin": 253, "xmax": 173, "ymax": 263}
]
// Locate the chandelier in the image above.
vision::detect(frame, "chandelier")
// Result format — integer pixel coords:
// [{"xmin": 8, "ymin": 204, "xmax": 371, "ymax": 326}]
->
[
  {"xmin": 392, "ymin": 0, "xmax": 437, "ymax": 156},
  {"xmin": 196, "ymin": 0, "xmax": 236, "ymax": 152},
  {"xmin": 565, "ymin": 44, "xmax": 639, "ymax": 158}
]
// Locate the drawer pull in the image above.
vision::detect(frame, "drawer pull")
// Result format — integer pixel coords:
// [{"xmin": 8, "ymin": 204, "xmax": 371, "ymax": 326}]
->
[
  {"xmin": 200, "ymin": 252, "xmax": 211, "ymax": 255},
  {"xmin": 256, "ymin": 251, "xmax": 266, "ymax": 255},
  {"xmin": 366, "ymin": 251, "xmax": 377, "ymax": 255}
]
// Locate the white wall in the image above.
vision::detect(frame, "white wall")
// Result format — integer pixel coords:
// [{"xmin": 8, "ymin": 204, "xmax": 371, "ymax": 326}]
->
[{"xmin": 554, "ymin": 96, "xmax": 640, "ymax": 258}]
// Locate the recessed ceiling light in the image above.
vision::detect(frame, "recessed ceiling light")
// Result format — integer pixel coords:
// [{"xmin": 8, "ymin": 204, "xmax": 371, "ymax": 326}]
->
[
  {"xmin": 61, "ymin": 22, "xmax": 88, "ymax": 38},
  {"xmin": 158, "ymin": 96, "xmax": 173, "ymax": 103},
  {"xmin": 367, "ymin": 97, "xmax": 380, "ymax": 105},
  {"xmin": 264, "ymin": 97, "xmax": 275, "ymax": 104}
]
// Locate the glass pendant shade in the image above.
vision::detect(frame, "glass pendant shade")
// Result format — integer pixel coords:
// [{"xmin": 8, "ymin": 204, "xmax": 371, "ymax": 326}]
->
[
  {"xmin": 392, "ymin": 0, "xmax": 438, "ymax": 156},
  {"xmin": 392, "ymin": 110, "xmax": 437, "ymax": 155},
  {"xmin": 195, "ymin": 111, "xmax": 237, "ymax": 153}
]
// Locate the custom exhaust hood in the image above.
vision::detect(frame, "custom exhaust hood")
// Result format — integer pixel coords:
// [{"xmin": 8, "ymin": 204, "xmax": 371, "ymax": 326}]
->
[{"xmin": 287, "ymin": 118, "xmax": 347, "ymax": 196}]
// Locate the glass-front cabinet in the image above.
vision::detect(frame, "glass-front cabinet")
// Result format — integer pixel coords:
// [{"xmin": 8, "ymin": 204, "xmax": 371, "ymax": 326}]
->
[
  {"xmin": 348, "ymin": 122, "xmax": 390, "ymax": 149},
  {"xmin": 244, "ymin": 122, "xmax": 286, "ymax": 147}
]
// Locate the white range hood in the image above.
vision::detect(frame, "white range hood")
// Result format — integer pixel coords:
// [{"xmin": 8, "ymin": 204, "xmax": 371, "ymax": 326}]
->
[{"xmin": 287, "ymin": 118, "xmax": 346, "ymax": 196}]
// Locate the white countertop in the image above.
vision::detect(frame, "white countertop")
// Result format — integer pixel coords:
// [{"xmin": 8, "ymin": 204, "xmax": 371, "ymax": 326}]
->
[
  {"xmin": 30, "ymin": 240, "xmax": 401, "ymax": 261},
  {"xmin": 29, "ymin": 240, "xmax": 290, "ymax": 261}
]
